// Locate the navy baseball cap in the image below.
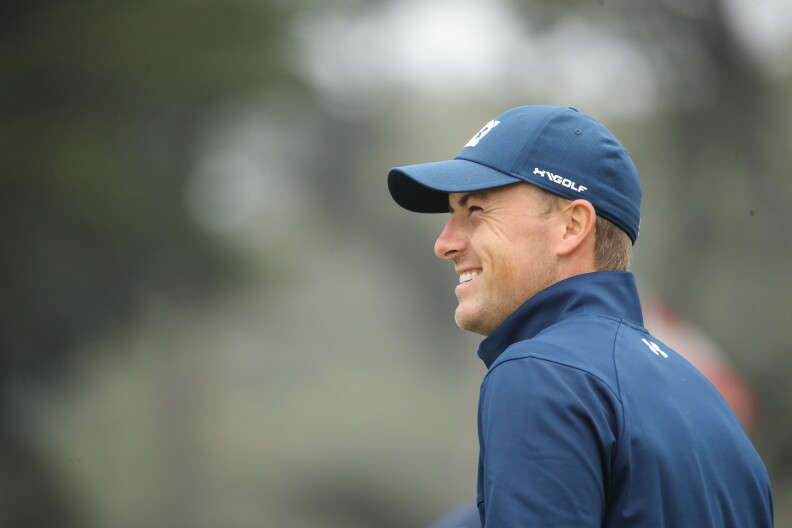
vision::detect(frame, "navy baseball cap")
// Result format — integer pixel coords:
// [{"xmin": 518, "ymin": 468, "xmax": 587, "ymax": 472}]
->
[{"xmin": 387, "ymin": 105, "xmax": 642, "ymax": 243}]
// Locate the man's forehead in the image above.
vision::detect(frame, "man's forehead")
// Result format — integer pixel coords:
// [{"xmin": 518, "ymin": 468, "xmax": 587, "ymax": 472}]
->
[
  {"xmin": 447, "ymin": 189, "xmax": 494, "ymax": 212},
  {"xmin": 448, "ymin": 183, "xmax": 529, "ymax": 208},
  {"xmin": 449, "ymin": 190, "xmax": 486, "ymax": 205}
]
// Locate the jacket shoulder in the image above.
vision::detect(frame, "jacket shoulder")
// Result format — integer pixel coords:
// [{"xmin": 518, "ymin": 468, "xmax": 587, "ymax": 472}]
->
[{"xmin": 490, "ymin": 314, "xmax": 637, "ymax": 398}]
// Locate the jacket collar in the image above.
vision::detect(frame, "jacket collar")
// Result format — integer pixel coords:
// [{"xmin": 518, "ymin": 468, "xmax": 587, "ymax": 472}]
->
[{"xmin": 477, "ymin": 271, "xmax": 644, "ymax": 368}]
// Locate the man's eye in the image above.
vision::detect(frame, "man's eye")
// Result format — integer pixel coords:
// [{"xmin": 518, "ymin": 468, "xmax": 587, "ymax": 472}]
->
[{"xmin": 468, "ymin": 206, "xmax": 482, "ymax": 215}]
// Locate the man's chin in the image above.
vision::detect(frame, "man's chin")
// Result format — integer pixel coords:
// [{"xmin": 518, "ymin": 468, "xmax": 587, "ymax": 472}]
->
[{"xmin": 454, "ymin": 306, "xmax": 492, "ymax": 336}]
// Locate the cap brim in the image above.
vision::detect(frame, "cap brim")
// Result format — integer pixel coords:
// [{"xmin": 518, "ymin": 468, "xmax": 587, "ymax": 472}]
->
[{"xmin": 388, "ymin": 159, "xmax": 520, "ymax": 213}]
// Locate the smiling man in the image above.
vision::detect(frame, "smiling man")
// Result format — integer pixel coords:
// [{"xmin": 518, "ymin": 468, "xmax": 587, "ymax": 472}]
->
[
  {"xmin": 388, "ymin": 106, "xmax": 773, "ymax": 527},
  {"xmin": 438, "ymin": 184, "xmax": 580, "ymax": 336}
]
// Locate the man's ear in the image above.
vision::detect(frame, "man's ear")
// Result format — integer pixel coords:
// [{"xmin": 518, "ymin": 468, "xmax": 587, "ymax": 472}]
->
[{"xmin": 555, "ymin": 199, "xmax": 596, "ymax": 257}]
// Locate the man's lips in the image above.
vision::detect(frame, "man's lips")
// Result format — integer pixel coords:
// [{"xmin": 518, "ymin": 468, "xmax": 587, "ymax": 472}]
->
[{"xmin": 458, "ymin": 269, "xmax": 482, "ymax": 284}]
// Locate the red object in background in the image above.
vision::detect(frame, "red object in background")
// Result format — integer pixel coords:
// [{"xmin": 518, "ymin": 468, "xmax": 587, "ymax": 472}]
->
[{"xmin": 642, "ymin": 298, "xmax": 760, "ymax": 434}]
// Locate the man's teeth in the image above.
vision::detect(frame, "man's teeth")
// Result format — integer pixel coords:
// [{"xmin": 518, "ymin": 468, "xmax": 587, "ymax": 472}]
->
[{"xmin": 459, "ymin": 271, "xmax": 481, "ymax": 284}]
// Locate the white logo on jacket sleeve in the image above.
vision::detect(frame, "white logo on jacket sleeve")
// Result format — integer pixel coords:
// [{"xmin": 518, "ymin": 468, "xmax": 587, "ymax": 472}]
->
[
  {"xmin": 465, "ymin": 120, "xmax": 500, "ymax": 147},
  {"xmin": 642, "ymin": 338, "xmax": 668, "ymax": 359}
]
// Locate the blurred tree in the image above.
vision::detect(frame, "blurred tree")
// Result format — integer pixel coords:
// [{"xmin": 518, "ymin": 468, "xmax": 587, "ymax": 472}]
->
[{"xmin": 0, "ymin": 0, "xmax": 304, "ymax": 524}]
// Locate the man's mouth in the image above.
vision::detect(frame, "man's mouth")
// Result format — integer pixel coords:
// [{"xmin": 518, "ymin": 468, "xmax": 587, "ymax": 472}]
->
[{"xmin": 459, "ymin": 270, "xmax": 482, "ymax": 284}]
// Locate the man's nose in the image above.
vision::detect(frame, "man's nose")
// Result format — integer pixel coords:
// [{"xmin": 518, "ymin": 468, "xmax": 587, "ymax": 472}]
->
[{"xmin": 434, "ymin": 217, "xmax": 466, "ymax": 260}]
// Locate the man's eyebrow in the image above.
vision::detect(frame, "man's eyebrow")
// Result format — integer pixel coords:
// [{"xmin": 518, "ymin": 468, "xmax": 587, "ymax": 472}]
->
[{"xmin": 448, "ymin": 191, "xmax": 482, "ymax": 213}]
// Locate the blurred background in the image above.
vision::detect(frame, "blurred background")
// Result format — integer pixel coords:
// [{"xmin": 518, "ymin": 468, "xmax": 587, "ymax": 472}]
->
[{"xmin": 2, "ymin": 0, "xmax": 791, "ymax": 526}]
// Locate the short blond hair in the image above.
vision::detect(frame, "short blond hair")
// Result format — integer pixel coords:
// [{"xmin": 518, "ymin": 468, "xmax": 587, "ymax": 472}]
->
[
  {"xmin": 593, "ymin": 215, "xmax": 632, "ymax": 271},
  {"xmin": 536, "ymin": 188, "xmax": 632, "ymax": 272}
]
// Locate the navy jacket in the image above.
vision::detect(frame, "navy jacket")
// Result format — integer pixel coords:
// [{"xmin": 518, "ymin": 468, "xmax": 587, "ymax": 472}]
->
[{"xmin": 476, "ymin": 272, "xmax": 773, "ymax": 527}]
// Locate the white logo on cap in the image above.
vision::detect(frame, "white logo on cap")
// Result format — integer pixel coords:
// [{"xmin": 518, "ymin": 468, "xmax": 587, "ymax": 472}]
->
[
  {"xmin": 465, "ymin": 120, "xmax": 500, "ymax": 147},
  {"xmin": 533, "ymin": 167, "xmax": 587, "ymax": 193}
]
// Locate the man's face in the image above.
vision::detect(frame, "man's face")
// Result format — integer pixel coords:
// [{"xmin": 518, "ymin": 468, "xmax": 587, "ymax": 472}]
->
[{"xmin": 434, "ymin": 183, "xmax": 560, "ymax": 336}]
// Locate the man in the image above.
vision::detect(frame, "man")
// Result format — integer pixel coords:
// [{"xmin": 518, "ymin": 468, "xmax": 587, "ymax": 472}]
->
[{"xmin": 387, "ymin": 106, "xmax": 773, "ymax": 527}]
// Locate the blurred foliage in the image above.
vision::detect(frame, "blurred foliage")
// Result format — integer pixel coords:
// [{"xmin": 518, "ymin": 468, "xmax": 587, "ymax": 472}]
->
[
  {"xmin": 1, "ymin": 0, "xmax": 301, "ymax": 382},
  {"xmin": 1, "ymin": 1, "xmax": 302, "ymax": 525}
]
